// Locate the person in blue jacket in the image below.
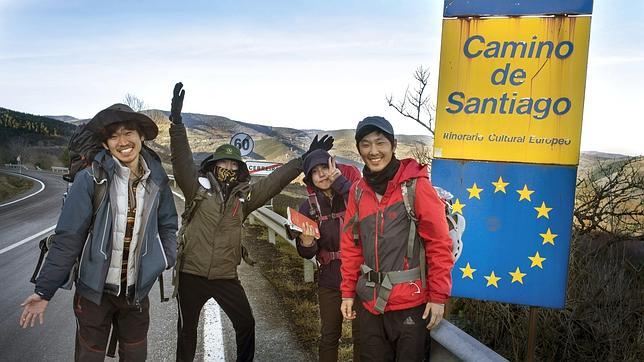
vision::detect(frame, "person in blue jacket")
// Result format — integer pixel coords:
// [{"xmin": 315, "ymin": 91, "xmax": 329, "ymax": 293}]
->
[{"xmin": 19, "ymin": 104, "xmax": 178, "ymax": 361}]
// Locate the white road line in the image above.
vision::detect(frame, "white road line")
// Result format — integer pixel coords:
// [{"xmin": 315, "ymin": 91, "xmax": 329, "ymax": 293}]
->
[
  {"xmin": 0, "ymin": 225, "xmax": 56, "ymax": 255},
  {"xmin": 0, "ymin": 173, "xmax": 46, "ymax": 207},
  {"xmin": 172, "ymin": 188, "xmax": 225, "ymax": 359},
  {"xmin": 204, "ymin": 300, "xmax": 226, "ymax": 361}
]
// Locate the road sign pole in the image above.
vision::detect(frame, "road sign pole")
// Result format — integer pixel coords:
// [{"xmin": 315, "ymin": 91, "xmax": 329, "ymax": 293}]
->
[{"xmin": 526, "ymin": 306, "xmax": 538, "ymax": 362}]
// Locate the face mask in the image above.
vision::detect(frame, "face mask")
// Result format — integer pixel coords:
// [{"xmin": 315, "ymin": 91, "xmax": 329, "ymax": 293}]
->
[{"xmin": 215, "ymin": 166, "xmax": 238, "ymax": 184}]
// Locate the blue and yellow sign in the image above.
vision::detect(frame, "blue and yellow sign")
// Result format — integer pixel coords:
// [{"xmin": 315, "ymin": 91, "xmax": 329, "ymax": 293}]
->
[
  {"xmin": 432, "ymin": 159, "xmax": 576, "ymax": 308},
  {"xmin": 433, "ymin": 16, "xmax": 591, "ymax": 165}
]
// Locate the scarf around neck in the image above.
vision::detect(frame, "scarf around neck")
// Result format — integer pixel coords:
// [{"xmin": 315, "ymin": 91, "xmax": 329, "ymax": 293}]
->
[{"xmin": 362, "ymin": 157, "xmax": 400, "ymax": 195}]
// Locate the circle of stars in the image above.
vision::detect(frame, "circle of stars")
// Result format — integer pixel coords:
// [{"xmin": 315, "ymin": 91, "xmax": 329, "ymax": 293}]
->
[{"xmin": 456, "ymin": 176, "xmax": 557, "ymax": 288}]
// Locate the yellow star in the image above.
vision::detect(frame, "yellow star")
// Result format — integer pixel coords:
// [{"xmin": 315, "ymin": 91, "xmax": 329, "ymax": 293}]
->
[
  {"xmin": 509, "ymin": 267, "xmax": 527, "ymax": 284},
  {"xmin": 460, "ymin": 263, "xmax": 476, "ymax": 279},
  {"xmin": 516, "ymin": 184, "xmax": 535, "ymax": 201},
  {"xmin": 451, "ymin": 198, "xmax": 466, "ymax": 215},
  {"xmin": 491, "ymin": 176, "xmax": 510, "ymax": 193},
  {"xmin": 484, "ymin": 271, "xmax": 501, "ymax": 288},
  {"xmin": 540, "ymin": 228, "xmax": 558, "ymax": 245},
  {"xmin": 534, "ymin": 202, "xmax": 553, "ymax": 219},
  {"xmin": 528, "ymin": 252, "xmax": 546, "ymax": 268},
  {"xmin": 466, "ymin": 183, "xmax": 484, "ymax": 199}
]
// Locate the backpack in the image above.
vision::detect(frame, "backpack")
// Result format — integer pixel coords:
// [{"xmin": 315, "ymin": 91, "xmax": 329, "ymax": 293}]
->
[
  {"xmin": 63, "ymin": 125, "xmax": 105, "ymax": 183},
  {"xmin": 344, "ymin": 179, "xmax": 465, "ymax": 313},
  {"xmin": 30, "ymin": 126, "xmax": 108, "ymax": 287},
  {"xmin": 347, "ymin": 181, "xmax": 465, "ymax": 262}
]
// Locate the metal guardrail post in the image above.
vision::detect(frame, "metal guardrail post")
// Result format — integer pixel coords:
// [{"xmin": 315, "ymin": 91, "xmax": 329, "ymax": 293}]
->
[{"xmin": 268, "ymin": 229, "xmax": 276, "ymax": 244}]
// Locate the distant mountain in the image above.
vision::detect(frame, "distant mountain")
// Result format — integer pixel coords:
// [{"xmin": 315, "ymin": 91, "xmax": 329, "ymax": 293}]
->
[
  {"xmin": 9, "ymin": 106, "xmax": 634, "ymax": 174},
  {"xmin": 144, "ymin": 109, "xmax": 433, "ymax": 166},
  {"xmin": 46, "ymin": 115, "xmax": 83, "ymax": 124},
  {"xmin": 0, "ymin": 108, "xmax": 76, "ymax": 143}
]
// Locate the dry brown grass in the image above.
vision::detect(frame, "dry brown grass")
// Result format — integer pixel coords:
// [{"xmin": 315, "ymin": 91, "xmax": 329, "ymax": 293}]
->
[{"xmin": 0, "ymin": 173, "xmax": 34, "ymax": 202}]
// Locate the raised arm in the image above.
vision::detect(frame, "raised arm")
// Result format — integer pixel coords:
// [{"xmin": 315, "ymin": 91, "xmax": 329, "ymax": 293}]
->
[{"xmin": 168, "ymin": 82, "xmax": 200, "ymax": 203}]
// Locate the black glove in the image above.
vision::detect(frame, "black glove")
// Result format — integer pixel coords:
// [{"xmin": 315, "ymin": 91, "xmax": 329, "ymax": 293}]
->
[
  {"xmin": 170, "ymin": 82, "xmax": 185, "ymax": 124},
  {"xmin": 303, "ymin": 134, "xmax": 334, "ymax": 159}
]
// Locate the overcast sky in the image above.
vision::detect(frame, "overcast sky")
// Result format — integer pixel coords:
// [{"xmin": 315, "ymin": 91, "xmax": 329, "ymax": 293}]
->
[{"xmin": 0, "ymin": 0, "xmax": 641, "ymax": 155}]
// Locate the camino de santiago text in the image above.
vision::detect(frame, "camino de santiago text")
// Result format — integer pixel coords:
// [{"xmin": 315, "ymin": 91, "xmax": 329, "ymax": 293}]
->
[{"xmin": 446, "ymin": 35, "xmax": 573, "ymax": 120}]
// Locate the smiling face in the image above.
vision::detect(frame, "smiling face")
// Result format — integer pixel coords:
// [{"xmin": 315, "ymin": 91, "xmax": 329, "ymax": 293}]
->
[
  {"xmin": 103, "ymin": 125, "xmax": 143, "ymax": 170},
  {"xmin": 310, "ymin": 163, "xmax": 332, "ymax": 191},
  {"xmin": 357, "ymin": 130, "xmax": 396, "ymax": 172}
]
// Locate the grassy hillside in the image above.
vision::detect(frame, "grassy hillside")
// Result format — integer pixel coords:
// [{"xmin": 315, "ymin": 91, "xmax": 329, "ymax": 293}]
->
[{"xmin": 0, "ymin": 108, "xmax": 76, "ymax": 167}]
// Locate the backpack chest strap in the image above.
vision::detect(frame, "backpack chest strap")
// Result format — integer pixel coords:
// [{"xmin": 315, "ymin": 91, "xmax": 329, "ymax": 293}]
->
[
  {"xmin": 319, "ymin": 211, "xmax": 345, "ymax": 222},
  {"xmin": 360, "ymin": 264, "xmax": 422, "ymax": 313}
]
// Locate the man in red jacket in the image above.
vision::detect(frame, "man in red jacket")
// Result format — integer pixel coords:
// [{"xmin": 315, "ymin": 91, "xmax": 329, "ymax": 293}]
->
[{"xmin": 340, "ymin": 116, "xmax": 454, "ymax": 361}]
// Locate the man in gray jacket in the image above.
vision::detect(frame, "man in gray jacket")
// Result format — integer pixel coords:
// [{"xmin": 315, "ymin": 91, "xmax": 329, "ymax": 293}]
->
[{"xmin": 19, "ymin": 104, "xmax": 178, "ymax": 361}]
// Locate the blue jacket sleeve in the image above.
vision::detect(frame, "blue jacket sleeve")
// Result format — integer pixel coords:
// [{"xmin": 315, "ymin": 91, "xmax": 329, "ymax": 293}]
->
[
  {"xmin": 157, "ymin": 183, "xmax": 178, "ymax": 269},
  {"xmin": 34, "ymin": 172, "xmax": 94, "ymax": 301}
]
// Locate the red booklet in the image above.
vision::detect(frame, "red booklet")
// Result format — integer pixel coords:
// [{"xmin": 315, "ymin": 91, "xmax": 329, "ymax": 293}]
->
[{"xmin": 285, "ymin": 207, "xmax": 320, "ymax": 239}]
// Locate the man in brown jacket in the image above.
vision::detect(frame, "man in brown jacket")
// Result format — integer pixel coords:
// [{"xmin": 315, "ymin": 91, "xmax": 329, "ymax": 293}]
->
[{"xmin": 168, "ymin": 83, "xmax": 332, "ymax": 361}]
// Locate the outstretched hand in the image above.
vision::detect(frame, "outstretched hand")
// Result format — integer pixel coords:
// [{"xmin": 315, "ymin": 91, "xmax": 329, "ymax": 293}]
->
[
  {"xmin": 170, "ymin": 82, "xmax": 185, "ymax": 125},
  {"xmin": 312, "ymin": 134, "xmax": 334, "ymax": 152},
  {"xmin": 303, "ymin": 134, "xmax": 334, "ymax": 159},
  {"xmin": 19, "ymin": 293, "xmax": 48, "ymax": 328}
]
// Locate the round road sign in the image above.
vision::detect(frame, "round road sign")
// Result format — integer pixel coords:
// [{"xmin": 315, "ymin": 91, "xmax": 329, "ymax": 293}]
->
[{"xmin": 230, "ymin": 132, "xmax": 254, "ymax": 157}]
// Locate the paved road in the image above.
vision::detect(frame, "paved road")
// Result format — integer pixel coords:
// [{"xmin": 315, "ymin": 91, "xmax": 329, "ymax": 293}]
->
[{"xmin": 0, "ymin": 169, "xmax": 313, "ymax": 361}]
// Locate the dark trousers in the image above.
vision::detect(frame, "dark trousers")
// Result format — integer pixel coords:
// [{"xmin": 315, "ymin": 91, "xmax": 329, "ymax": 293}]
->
[
  {"xmin": 73, "ymin": 292, "xmax": 150, "ymax": 362},
  {"xmin": 359, "ymin": 304, "xmax": 427, "ymax": 362},
  {"xmin": 318, "ymin": 287, "xmax": 361, "ymax": 362},
  {"xmin": 176, "ymin": 272, "xmax": 255, "ymax": 362}
]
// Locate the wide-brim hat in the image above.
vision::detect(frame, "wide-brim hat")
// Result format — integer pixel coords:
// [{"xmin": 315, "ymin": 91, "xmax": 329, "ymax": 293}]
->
[
  {"xmin": 200, "ymin": 144, "xmax": 250, "ymax": 180},
  {"xmin": 86, "ymin": 103, "xmax": 158, "ymax": 140}
]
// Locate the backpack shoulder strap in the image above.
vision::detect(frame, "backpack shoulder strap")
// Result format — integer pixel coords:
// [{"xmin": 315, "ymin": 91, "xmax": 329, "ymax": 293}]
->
[
  {"xmin": 90, "ymin": 163, "xmax": 108, "ymax": 225},
  {"xmin": 181, "ymin": 185, "xmax": 209, "ymax": 225},
  {"xmin": 306, "ymin": 188, "xmax": 321, "ymax": 222},
  {"xmin": 342, "ymin": 185, "xmax": 363, "ymax": 246},
  {"xmin": 401, "ymin": 178, "xmax": 426, "ymax": 288}
]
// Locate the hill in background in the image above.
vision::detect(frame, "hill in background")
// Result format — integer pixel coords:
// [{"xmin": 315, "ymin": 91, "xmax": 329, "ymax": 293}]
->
[{"xmin": 2, "ymin": 106, "xmax": 638, "ymax": 176}]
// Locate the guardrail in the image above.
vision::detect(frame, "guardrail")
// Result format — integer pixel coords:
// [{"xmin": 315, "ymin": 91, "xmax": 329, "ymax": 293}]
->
[
  {"xmin": 249, "ymin": 205, "xmax": 508, "ymax": 362},
  {"xmin": 249, "ymin": 206, "xmax": 317, "ymax": 282}
]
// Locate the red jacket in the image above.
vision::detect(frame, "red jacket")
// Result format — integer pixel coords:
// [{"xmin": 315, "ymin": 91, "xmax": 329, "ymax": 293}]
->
[{"xmin": 340, "ymin": 158, "xmax": 453, "ymax": 314}]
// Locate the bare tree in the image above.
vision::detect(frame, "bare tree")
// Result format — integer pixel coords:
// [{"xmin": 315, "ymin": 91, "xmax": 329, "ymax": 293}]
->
[
  {"xmin": 410, "ymin": 143, "xmax": 432, "ymax": 166},
  {"xmin": 574, "ymin": 156, "xmax": 644, "ymax": 238},
  {"xmin": 386, "ymin": 66, "xmax": 436, "ymax": 135},
  {"xmin": 123, "ymin": 93, "xmax": 146, "ymax": 112}
]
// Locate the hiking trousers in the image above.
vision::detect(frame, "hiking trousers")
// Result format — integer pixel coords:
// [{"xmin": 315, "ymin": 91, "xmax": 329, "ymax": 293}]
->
[
  {"xmin": 318, "ymin": 286, "xmax": 361, "ymax": 362},
  {"xmin": 358, "ymin": 304, "xmax": 427, "ymax": 361},
  {"xmin": 176, "ymin": 272, "xmax": 255, "ymax": 362},
  {"xmin": 73, "ymin": 292, "xmax": 149, "ymax": 362}
]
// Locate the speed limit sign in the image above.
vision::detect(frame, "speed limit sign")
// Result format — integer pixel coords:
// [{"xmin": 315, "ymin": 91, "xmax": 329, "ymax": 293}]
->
[{"xmin": 230, "ymin": 132, "xmax": 254, "ymax": 157}]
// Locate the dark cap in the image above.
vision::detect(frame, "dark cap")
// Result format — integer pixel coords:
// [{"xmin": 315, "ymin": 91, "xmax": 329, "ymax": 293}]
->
[
  {"xmin": 86, "ymin": 103, "xmax": 158, "ymax": 140},
  {"xmin": 355, "ymin": 116, "xmax": 394, "ymax": 143},
  {"xmin": 302, "ymin": 149, "xmax": 331, "ymax": 186}
]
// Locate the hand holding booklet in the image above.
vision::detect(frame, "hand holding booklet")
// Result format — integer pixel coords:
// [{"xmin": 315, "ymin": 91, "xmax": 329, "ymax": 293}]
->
[{"xmin": 284, "ymin": 207, "xmax": 320, "ymax": 240}]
